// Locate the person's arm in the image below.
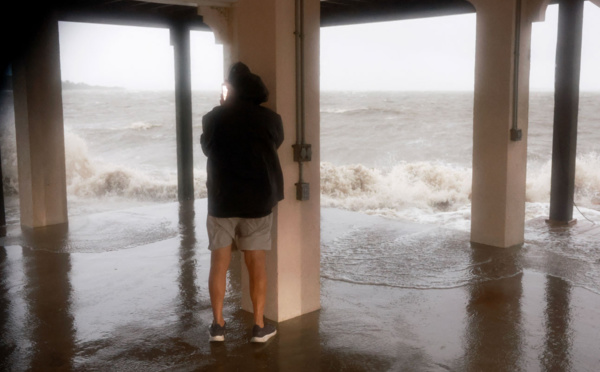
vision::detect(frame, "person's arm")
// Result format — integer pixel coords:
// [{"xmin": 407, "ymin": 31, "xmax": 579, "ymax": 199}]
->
[
  {"xmin": 201, "ymin": 113, "xmax": 215, "ymax": 156},
  {"xmin": 274, "ymin": 114, "xmax": 284, "ymax": 149}
]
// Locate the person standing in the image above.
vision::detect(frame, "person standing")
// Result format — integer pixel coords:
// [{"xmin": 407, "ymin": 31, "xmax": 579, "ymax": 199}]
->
[{"xmin": 201, "ymin": 62, "xmax": 284, "ymax": 343}]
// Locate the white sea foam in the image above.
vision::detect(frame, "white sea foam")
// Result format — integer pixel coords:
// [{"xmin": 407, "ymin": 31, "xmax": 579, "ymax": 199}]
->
[
  {"xmin": 526, "ymin": 153, "xmax": 600, "ymax": 206},
  {"xmin": 320, "ymin": 156, "xmax": 600, "ymax": 221},
  {"xmin": 64, "ymin": 130, "xmax": 207, "ymax": 201},
  {"xmin": 127, "ymin": 121, "xmax": 161, "ymax": 131},
  {"xmin": 321, "ymin": 107, "xmax": 403, "ymax": 116},
  {"xmin": 2, "ymin": 128, "xmax": 599, "ymax": 224},
  {"xmin": 0, "ymin": 128, "xmax": 207, "ymax": 206},
  {"xmin": 320, "ymin": 161, "xmax": 472, "ymax": 229}
]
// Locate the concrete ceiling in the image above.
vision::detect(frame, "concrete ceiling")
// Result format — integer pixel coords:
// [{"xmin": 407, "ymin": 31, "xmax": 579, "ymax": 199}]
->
[
  {"xmin": 320, "ymin": 0, "xmax": 476, "ymax": 26},
  {"xmin": 56, "ymin": 0, "xmax": 210, "ymax": 29},
  {"xmin": 2, "ymin": 0, "xmax": 572, "ymax": 73}
]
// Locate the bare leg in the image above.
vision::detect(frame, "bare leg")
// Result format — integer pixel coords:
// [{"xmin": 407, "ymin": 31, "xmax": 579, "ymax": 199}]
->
[
  {"xmin": 243, "ymin": 250, "xmax": 267, "ymax": 327},
  {"xmin": 209, "ymin": 245, "xmax": 232, "ymax": 326}
]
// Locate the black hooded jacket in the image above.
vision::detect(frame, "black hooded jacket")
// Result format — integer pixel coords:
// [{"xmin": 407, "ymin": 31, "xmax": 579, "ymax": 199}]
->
[{"xmin": 201, "ymin": 97, "xmax": 284, "ymax": 218}]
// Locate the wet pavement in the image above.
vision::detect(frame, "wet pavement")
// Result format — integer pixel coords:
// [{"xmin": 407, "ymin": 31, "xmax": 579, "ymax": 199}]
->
[{"xmin": 1, "ymin": 200, "xmax": 600, "ymax": 371}]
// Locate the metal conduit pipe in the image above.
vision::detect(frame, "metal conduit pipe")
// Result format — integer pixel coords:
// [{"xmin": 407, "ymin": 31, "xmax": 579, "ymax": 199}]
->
[
  {"xmin": 293, "ymin": 0, "xmax": 311, "ymax": 200},
  {"xmin": 296, "ymin": 0, "xmax": 304, "ymax": 149},
  {"xmin": 510, "ymin": 0, "xmax": 523, "ymax": 141}
]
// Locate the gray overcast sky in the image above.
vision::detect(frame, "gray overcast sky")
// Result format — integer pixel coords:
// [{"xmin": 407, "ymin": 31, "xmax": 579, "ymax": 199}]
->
[{"xmin": 58, "ymin": 3, "xmax": 600, "ymax": 91}]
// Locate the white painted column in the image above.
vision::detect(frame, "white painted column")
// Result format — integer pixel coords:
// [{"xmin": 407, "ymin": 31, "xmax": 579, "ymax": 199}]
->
[
  {"xmin": 12, "ymin": 15, "xmax": 68, "ymax": 228},
  {"xmin": 220, "ymin": 0, "xmax": 321, "ymax": 322},
  {"xmin": 467, "ymin": 0, "xmax": 548, "ymax": 248}
]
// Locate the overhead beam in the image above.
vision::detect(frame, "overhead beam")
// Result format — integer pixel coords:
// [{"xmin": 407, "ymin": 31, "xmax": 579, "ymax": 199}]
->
[
  {"xmin": 320, "ymin": 0, "xmax": 476, "ymax": 26},
  {"xmin": 57, "ymin": 0, "xmax": 209, "ymax": 30}
]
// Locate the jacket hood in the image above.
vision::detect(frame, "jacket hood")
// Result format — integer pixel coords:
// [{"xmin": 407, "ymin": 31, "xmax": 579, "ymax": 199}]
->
[{"xmin": 227, "ymin": 62, "xmax": 269, "ymax": 105}]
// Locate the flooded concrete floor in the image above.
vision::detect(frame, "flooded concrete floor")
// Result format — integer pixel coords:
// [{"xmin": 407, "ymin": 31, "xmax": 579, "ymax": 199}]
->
[{"xmin": 1, "ymin": 200, "xmax": 599, "ymax": 371}]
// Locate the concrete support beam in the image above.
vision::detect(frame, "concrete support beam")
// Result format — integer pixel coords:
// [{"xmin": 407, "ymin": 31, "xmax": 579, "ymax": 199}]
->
[
  {"xmin": 171, "ymin": 24, "xmax": 195, "ymax": 202},
  {"xmin": 197, "ymin": 6, "xmax": 233, "ymax": 79},
  {"xmin": 12, "ymin": 15, "xmax": 68, "ymax": 228},
  {"xmin": 468, "ymin": 0, "xmax": 535, "ymax": 248},
  {"xmin": 224, "ymin": 0, "xmax": 321, "ymax": 322},
  {"xmin": 549, "ymin": 0, "xmax": 584, "ymax": 224}
]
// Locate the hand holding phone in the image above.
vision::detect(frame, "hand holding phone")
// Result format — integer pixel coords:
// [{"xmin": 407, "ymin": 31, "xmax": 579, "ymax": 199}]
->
[{"xmin": 221, "ymin": 83, "xmax": 228, "ymax": 103}]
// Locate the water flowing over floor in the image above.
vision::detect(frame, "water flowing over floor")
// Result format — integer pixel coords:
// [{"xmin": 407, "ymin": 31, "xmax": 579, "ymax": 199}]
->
[{"xmin": 1, "ymin": 201, "xmax": 599, "ymax": 371}]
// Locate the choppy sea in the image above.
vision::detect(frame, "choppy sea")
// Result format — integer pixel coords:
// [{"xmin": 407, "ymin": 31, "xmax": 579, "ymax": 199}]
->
[{"xmin": 1, "ymin": 89, "xmax": 599, "ymax": 227}]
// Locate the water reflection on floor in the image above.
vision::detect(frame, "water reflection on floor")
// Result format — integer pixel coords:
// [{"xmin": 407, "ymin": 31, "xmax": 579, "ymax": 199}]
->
[{"xmin": 1, "ymin": 200, "xmax": 599, "ymax": 371}]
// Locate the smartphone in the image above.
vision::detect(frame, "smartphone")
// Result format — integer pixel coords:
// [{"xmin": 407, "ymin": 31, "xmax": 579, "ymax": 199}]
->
[{"xmin": 221, "ymin": 83, "xmax": 228, "ymax": 101}]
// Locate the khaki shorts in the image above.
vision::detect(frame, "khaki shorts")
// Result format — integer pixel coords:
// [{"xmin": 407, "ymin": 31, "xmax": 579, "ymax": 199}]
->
[{"xmin": 207, "ymin": 214, "xmax": 273, "ymax": 251}]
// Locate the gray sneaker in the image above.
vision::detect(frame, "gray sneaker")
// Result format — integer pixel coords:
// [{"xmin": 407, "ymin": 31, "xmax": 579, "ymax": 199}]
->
[
  {"xmin": 250, "ymin": 323, "xmax": 277, "ymax": 343},
  {"xmin": 209, "ymin": 322, "xmax": 226, "ymax": 342}
]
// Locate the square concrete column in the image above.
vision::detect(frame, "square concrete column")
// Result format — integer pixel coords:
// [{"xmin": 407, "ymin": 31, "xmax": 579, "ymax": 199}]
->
[
  {"xmin": 12, "ymin": 16, "xmax": 68, "ymax": 228},
  {"xmin": 228, "ymin": 0, "xmax": 321, "ymax": 322},
  {"xmin": 468, "ymin": 0, "xmax": 535, "ymax": 248}
]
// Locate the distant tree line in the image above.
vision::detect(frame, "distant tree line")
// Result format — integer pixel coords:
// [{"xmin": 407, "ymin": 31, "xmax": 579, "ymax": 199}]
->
[
  {"xmin": 1, "ymin": 79, "xmax": 125, "ymax": 92},
  {"xmin": 62, "ymin": 81, "xmax": 123, "ymax": 90}
]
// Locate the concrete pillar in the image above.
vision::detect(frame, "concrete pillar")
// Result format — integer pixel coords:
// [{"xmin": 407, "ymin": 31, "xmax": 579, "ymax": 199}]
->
[
  {"xmin": 548, "ymin": 0, "xmax": 584, "ymax": 224},
  {"xmin": 467, "ymin": 0, "xmax": 539, "ymax": 248},
  {"xmin": 171, "ymin": 24, "xmax": 195, "ymax": 202},
  {"xmin": 12, "ymin": 15, "xmax": 68, "ymax": 228},
  {"xmin": 203, "ymin": 0, "xmax": 321, "ymax": 322}
]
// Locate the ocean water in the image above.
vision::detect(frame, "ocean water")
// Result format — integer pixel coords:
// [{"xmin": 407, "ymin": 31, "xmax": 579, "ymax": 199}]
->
[
  {"xmin": 1, "ymin": 89, "xmax": 599, "ymax": 226},
  {"xmin": 320, "ymin": 91, "xmax": 600, "ymax": 228}
]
